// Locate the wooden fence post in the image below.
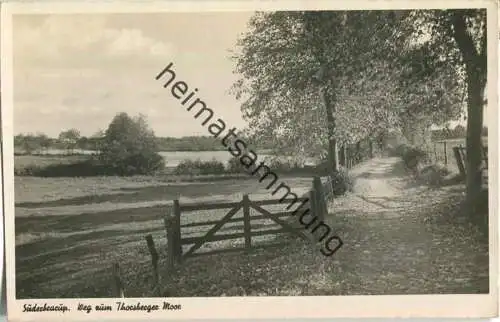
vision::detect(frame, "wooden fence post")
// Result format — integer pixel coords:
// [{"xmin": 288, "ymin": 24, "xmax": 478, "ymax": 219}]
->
[
  {"xmin": 460, "ymin": 147, "xmax": 467, "ymax": 172},
  {"xmin": 242, "ymin": 194, "xmax": 251, "ymax": 249},
  {"xmin": 313, "ymin": 176, "xmax": 325, "ymax": 222},
  {"xmin": 327, "ymin": 176, "xmax": 333, "ymax": 198},
  {"xmin": 356, "ymin": 141, "xmax": 361, "ymax": 164},
  {"xmin": 164, "ymin": 216, "xmax": 175, "ymax": 271},
  {"xmin": 443, "ymin": 141, "xmax": 448, "ymax": 165},
  {"xmin": 453, "ymin": 146, "xmax": 466, "ymax": 179},
  {"xmin": 369, "ymin": 140, "xmax": 374, "ymax": 159},
  {"xmin": 309, "ymin": 189, "xmax": 317, "ymax": 222},
  {"xmin": 349, "ymin": 146, "xmax": 353, "ymax": 168},
  {"xmin": 433, "ymin": 143, "xmax": 438, "ymax": 163},
  {"xmin": 112, "ymin": 262, "xmax": 125, "ymax": 298},
  {"xmin": 173, "ymin": 199, "xmax": 182, "ymax": 262},
  {"xmin": 145, "ymin": 234, "xmax": 159, "ymax": 291},
  {"xmin": 346, "ymin": 146, "xmax": 351, "ymax": 169}
]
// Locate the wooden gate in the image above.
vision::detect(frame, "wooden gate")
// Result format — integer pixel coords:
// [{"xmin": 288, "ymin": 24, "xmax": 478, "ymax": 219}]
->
[
  {"xmin": 166, "ymin": 195, "xmax": 310, "ymax": 261},
  {"xmin": 453, "ymin": 145, "xmax": 488, "ymax": 180}
]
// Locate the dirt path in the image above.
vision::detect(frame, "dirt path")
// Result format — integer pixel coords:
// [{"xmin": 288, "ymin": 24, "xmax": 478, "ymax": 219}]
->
[
  {"xmin": 334, "ymin": 157, "xmax": 423, "ymax": 219},
  {"xmin": 350, "ymin": 157, "xmax": 406, "ymax": 196},
  {"xmin": 317, "ymin": 157, "xmax": 489, "ymax": 294}
]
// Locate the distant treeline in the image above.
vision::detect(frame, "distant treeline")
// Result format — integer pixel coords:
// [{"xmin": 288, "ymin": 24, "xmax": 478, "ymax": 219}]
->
[
  {"xmin": 14, "ymin": 132, "xmax": 273, "ymax": 154},
  {"xmin": 15, "ymin": 124, "xmax": 487, "ymax": 154},
  {"xmin": 431, "ymin": 125, "xmax": 487, "ymax": 142}
]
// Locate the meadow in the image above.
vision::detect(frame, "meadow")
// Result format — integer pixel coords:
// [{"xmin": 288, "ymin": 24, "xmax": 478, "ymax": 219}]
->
[
  {"xmin": 16, "ymin": 157, "xmax": 489, "ymax": 298},
  {"xmin": 14, "ymin": 141, "xmax": 489, "ymax": 298},
  {"xmin": 14, "ymin": 154, "xmax": 88, "ymax": 173},
  {"xmin": 14, "ymin": 158, "xmax": 314, "ymax": 298}
]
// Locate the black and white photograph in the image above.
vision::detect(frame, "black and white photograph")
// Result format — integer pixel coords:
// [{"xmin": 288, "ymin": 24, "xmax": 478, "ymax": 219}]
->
[{"xmin": 2, "ymin": 0, "xmax": 498, "ymax": 320}]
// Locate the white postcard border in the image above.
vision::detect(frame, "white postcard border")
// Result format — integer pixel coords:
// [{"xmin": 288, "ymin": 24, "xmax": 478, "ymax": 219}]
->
[{"xmin": 1, "ymin": 0, "xmax": 498, "ymax": 320}]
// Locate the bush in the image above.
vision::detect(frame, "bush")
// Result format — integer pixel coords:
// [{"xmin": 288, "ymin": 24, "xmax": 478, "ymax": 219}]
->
[
  {"xmin": 174, "ymin": 159, "xmax": 226, "ymax": 175},
  {"xmin": 403, "ymin": 146, "xmax": 428, "ymax": 172},
  {"xmin": 266, "ymin": 158, "xmax": 303, "ymax": 173},
  {"xmin": 112, "ymin": 151, "xmax": 165, "ymax": 176},
  {"xmin": 14, "ymin": 165, "xmax": 43, "ymax": 176},
  {"xmin": 418, "ymin": 164, "xmax": 450, "ymax": 187},
  {"xmin": 330, "ymin": 167, "xmax": 355, "ymax": 196},
  {"xmin": 393, "ymin": 144, "xmax": 409, "ymax": 157},
  {"xmin": 198, "ymin": 159, "xmax": 226, "ymax": 175},
  {"xmin": 15, "ymin": 152, "xmax": 165, "ymax": 178},
  {"xmin": 226, "ymin": 156, "xmax": 301, "ymax": 174},
  {"xmin": 99, "ymin": 113, "xmax": 165, "ymax": 175},
  {"xmin": 393, "ymin": 144, "xmax": 428, "ymax": 173},
  {"xmin": 226, "ymin": 156, "xmax": 248, "ymax": 174}
]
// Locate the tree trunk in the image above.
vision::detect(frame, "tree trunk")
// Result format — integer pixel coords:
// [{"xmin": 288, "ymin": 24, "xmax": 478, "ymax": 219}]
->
[
  {"xmin": 465, "ymin": 69, "xmax": 485, "ymax": 207},
  {"xmin": 320, "ymin": 87, "xmax": 339, "ymax": 173},
  {"xmin": 344, "ymin": 146, "xmax": 349, "ymax": 167},
  {"xmin": 303, "ymin": 12, "xmax": 340, "ymax": 176},
  {"xmin": 450, "ymin": 12, "xmax": 487, "ymax": 212}
]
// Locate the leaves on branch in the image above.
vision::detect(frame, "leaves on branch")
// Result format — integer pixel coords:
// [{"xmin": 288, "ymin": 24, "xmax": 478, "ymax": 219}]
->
[{"xmin": 231, "ymin": 9, "xmax": 485, "ymax": 158}]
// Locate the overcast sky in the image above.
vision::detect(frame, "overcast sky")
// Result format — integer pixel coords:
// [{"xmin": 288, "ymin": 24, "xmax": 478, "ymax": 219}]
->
[
  {"xmin": 12, "ymin": 12, "xmax": 488, "ymax": 138},
  {"xmin": 13, "ymin": 12, "xmax": 254, "ymax": 137}
]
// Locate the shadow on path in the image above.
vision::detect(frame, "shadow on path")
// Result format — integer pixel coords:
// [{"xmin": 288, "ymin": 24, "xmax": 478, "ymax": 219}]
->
[{"xmin": 320, "ymin": 156, "xmax": 488, "ymax": 295}]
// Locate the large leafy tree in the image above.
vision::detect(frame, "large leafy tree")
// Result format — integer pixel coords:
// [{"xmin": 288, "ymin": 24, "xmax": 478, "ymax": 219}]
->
[
  {"xmin": 35, "ymin": 132, "xmax": 52, "ymax": 152},
  {"xmin": 396, "ymin": 42, "xmax": 465, "ymax": 148},
  {"xmin": 232, "ymin": 11, "xmax": 411, "ymax": 172},
  {"xmin": 406, "ymin": 9, "xmax": 487, "ymax": 208},
  {"xmin": 58, "ymin": 128, "xmax": 81, "ymax": 154},
  {"xmin": 232, "ymin": 9, "xmax": 485, "ymax": 208}
]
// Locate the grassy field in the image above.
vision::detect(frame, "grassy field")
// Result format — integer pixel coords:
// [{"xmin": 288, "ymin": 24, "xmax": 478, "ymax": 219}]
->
[
  {"xmin": 14, "ymin": 168, "xmax": 314, "ymax": 298},
  {"xmin": 15, "ymin": 157, "xmax": 484, "ymax": 298},
  {"xmin": 14, "ymin": 153, "xmax": 488, "ymax": 298},
  {"xmin": 15, "ymin": 154, "xmax": 88, "ymax": 171}
]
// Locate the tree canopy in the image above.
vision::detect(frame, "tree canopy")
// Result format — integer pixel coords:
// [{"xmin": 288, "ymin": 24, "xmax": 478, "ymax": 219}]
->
[
  {"xmin": 231, "ymin": 10, "xmax": 466, "ymax": 161},
  {"xmin": 232, "ymin": 8, "xmax": 488, "ymax": 211}
]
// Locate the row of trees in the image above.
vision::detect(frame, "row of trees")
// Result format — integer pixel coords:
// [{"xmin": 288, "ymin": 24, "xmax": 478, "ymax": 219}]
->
[
  {"xmin": 14, "ymin": 132, "xmax": 276, "ymax": 155},
  {"xmin": 16, "ymin": 113, "xmax": 165, "ymax": 176},
  {"xmin": 15, "ymin": 130, "xmax": 101, "ymax": 155},
  {"xmin": 15, "ymin": 130, "xmax": 88, "ymax": 154},
  {"xmin": 231, "ymin": 9, "xmax": 487, "ymax": 209}
]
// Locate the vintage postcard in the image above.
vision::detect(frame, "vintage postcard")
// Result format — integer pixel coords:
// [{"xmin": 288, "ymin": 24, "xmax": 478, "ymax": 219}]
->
[{"xmin": 1, "ymin": 0, "xmax": 498, "ymax": 320}]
